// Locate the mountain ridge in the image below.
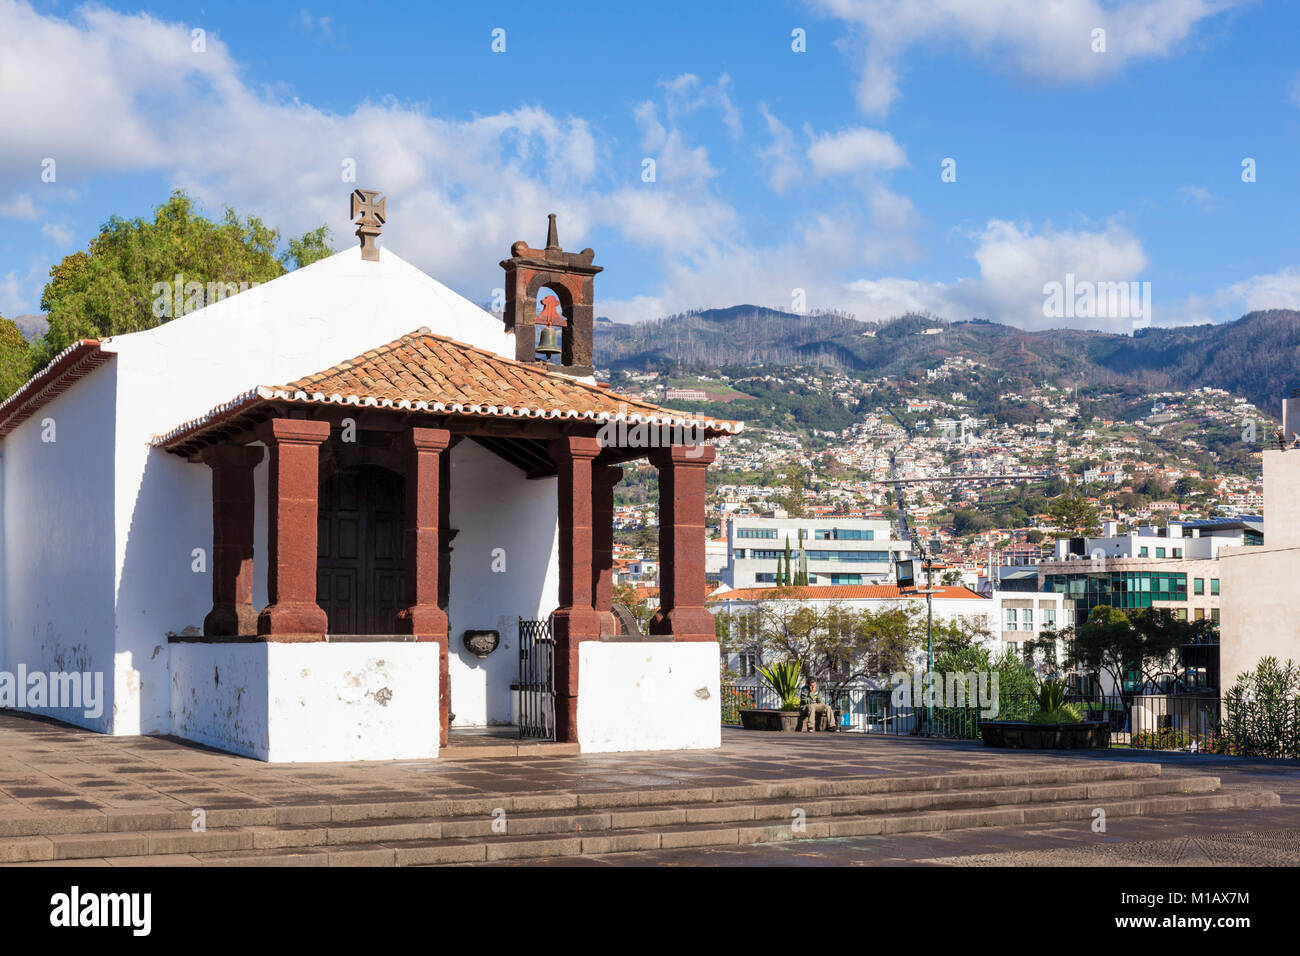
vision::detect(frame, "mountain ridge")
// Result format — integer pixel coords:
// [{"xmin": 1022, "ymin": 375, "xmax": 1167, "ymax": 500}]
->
[{"xmin": 594, "ymin": 306, "xmax": 1300, "ymax": 410}]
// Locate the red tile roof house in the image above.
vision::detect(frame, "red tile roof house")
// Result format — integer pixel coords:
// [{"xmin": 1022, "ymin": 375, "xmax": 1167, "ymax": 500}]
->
[{"xmin": 0, "ymin": 206, "xmax": 740, "ymax": 761}]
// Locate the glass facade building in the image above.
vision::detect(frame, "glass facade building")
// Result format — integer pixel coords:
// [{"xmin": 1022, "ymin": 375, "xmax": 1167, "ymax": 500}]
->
[{"xmin": 1047, "ymin": 571, "xmax": 1188, "ymax": 627}]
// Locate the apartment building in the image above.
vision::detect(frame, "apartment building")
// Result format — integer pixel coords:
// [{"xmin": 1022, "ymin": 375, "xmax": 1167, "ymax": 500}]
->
[
  {"xmin": 723, "ymin": 516, "xmax": 911, "ymax": 589},
  {"xmin": 1038, "ymin": 517, "xmax": 1262, "ymax": 628}
]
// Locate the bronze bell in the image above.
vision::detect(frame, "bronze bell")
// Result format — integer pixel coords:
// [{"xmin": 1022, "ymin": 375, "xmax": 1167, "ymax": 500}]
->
[{"xmin": 536, "ymin": 324, "xmax": 562, "ymax": 360}]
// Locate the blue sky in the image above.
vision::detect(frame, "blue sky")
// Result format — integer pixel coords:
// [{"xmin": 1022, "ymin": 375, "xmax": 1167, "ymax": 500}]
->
[{"xmin": 1, "ymin": 0, "xmax": 1298, "ymax": 331}]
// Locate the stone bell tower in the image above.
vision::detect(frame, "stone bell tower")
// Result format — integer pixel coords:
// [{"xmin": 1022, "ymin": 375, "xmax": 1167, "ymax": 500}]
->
[{"xmin": 500, "ymin": 214, "xmax": 602, "ymax": 376}]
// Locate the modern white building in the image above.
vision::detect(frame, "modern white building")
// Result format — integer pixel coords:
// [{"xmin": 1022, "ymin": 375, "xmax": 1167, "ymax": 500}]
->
[
  {"xmin": 1041, "ymin": 517, "xmax": 1261, "ymax": 630},
  {"xmin": 724, "ymin": 516, "xmax": 910, "ymax": 589},
  {"xmin": 989, "ymin": 589, "xmax": 1073, "ymax": 660}
]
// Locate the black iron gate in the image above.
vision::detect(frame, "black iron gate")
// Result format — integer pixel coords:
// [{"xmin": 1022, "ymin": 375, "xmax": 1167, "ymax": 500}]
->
[{"xmin": 517, "ymin": 617, "xmax": 555, "ymax": 740}]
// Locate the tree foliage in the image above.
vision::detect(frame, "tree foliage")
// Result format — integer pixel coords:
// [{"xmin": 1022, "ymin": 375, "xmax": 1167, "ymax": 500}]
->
[
  {"xmin": 717, "ymin": 596, "xmax": 995, "ymax": 697},
  {"xmin": 1048, "ymin": 492, "xmax": 1101, "ymax": 537},
  {"xmin": 1064, "ymin": 605, "xmax": 1216, "ymax": 701},
  {"xmin": 0, "ymin": 317, "xmax": 32, "ymax": 401},
  {"xmin": 34, "ymin": 191, "xmax": 334, "ymax": 367}
]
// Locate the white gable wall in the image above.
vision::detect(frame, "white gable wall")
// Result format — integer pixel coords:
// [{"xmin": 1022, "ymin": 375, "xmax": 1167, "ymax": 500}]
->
[
  {"xmin": 103, "ymin": 246, "xmax": 516, "ymax": 733},
  {"xmin": 0, "ymin": 363, "xmax": 118, "ymax": 731}
]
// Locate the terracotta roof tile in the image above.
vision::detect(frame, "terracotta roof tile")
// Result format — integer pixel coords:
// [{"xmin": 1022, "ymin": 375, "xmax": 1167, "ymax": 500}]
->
[{"xmin": 156, "ymin": 329, "xmax": 743, "ymax": 448}]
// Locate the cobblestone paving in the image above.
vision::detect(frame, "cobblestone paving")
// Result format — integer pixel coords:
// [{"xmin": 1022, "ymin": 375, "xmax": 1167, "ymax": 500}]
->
[{"xmin": 3, "ymin": 712, "xmax": 1298, "ymax": 866}]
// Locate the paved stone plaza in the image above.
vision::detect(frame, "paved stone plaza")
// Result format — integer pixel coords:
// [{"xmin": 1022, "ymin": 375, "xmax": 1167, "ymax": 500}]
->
[{"xmin": 1, "ymin": 712, "xmax": 1297, "ymax": 866}]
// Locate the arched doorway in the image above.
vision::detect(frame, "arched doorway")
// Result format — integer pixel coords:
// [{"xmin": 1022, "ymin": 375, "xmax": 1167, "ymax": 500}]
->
[{"xmin": 316, "ymin": 464, "xmax": 406, "ymax": 634}]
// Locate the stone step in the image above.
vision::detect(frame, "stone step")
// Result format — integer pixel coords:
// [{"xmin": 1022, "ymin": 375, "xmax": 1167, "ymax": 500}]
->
[
  {"xmin": 14, "ymin": 788, "xmax": 1274, "ymax": 867},
  {"xmin": 438, "ymin": 741, "xmax": 581, "ymax": 760},
  {"xmin": 0, "ymin": 773, "xmax": 1243, "ymax": 863},
  {"xmin": 0, "ymin": 761, "xmax": 1165, "ymax": 840}
]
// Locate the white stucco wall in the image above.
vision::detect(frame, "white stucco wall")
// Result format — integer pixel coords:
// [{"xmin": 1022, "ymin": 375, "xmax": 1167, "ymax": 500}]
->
[
  {"xmin": 103, "ymin": 246, "xmax": 515, "ymax": 734},
  {"xmin": 447, "ymin": 439, "xmax": 559, "ymax": 727},
  {"xmin": 1220, "ymin": 448, "xmax": 1300, "ymax": 687},
  {"xmin": 170, "ymin": 640, "xmax": 440, "ymax": 761},
  {"xmin": 577, "ymin": 642, "xmax": 721, "ymax": 753},
  {"xmin": 0, "ymin": 363, "xmax": 118, "ymax": 732}
]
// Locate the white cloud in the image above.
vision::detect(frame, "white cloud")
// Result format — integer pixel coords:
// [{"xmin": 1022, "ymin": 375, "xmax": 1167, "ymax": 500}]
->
[
  {"xmin": 1177, "ymin": 185, "xmax": 1217, "ymax": 209},
  {"xmin": 810, "ymin": 0, "xmax": 1241, "ymax": 114},
  {"xmin": 298, "ymin": 9, "xmax": 334, "ymax": 37},
  {"xmin": 844, "ymin": 219, "xmax": 1151, "ymax": 330},
  {"xmin": 0, "ymin": 193, "xmax": 38, "ymax": 220},
  {"xmin": 41, "ymin": 221, "xmax": 74, "ymax": 246},
  {"xmin": 1177, "ymin": 267, "xmax": 1300, "ymax": 324},
  {"xmin": 757, "ymin": 105, "xmax": 801, "ymax": 194},
  {"xmin": 0, "ymin": 272, "xmax": 23, "ymax": 316},
  {"xmin": 806, "ymin": 126, "xmax": 907, "ymax": 175}
]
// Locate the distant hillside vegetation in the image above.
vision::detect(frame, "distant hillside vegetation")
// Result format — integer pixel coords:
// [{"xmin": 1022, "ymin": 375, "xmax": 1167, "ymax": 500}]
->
[{"xmin": 594, "ymin": 306, "xmax": 1300, "ymax": 409}]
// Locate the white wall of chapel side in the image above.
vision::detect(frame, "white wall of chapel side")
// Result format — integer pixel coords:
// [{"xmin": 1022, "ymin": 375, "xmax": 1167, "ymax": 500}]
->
[
  {"xmin": 104, "ymin": 247, "xmax": 513, "ymax": 735},
  {"xmin": 577, "ymin": 642, "xmax": 721, "ymax": 753},
  {"xmin": 0, "ymin": 364, "xmax": 118, "ymax": 732},
  {"xmin": 169, "ymin": 641, "xmax": 440, "ymax": 761},
  {"xmin": 447, "ymin": 439, "xmax": 559, "ymax": 728}
]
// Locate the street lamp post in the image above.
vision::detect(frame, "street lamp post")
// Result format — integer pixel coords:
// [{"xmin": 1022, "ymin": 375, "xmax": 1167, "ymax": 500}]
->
[{"xmin": 897, "ymin": 538, "xmax": 939, "ymax": 735}]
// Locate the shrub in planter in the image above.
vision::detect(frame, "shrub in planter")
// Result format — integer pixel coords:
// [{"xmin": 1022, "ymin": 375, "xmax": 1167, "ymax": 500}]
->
[
  {"xmin": 756, "ymin": 660, "xmax": 804, "ymax": 711},
  {"xmin": 1132, "ymin": 727, "xmax": 1191, "ymax": 750},
  {"xmin": 1026, "ymin": 703, "xmax": 1083, "ymax": 725}
]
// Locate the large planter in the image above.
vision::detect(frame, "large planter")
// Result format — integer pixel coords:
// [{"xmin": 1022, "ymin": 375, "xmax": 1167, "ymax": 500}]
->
[
  {"xmin": 739, "ymin": 708, "xmax": 803, "ymax": 732},
  {"xmin": 739, "ymin": 708, "xmax": 840, "ymax": 732},
  {"xmin": 979, "ymin": 719, "xmax": 1110, "ymax": 749}
]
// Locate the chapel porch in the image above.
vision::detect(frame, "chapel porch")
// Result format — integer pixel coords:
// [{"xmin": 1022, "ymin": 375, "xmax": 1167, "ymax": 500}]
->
[{"xmin": 154, "ymin": 329, "xmax": 741, "ymax": 761}]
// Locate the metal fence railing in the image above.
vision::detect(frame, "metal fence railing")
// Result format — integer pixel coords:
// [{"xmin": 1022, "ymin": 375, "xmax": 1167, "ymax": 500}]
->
[{"xmin": 720, "ymin": 681, "xmax": 1288, "ymax": 751}]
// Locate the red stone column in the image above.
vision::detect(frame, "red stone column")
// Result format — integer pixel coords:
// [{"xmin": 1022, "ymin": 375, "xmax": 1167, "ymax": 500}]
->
[
  {"xmin": 201, "ymin": 444, "xmax": 264, "ymax": 636},
  {"xmin": 256, "ymin": 418, "xmax": 330, "ymax": 639},
  {"xmin": 550, "ymin": 435, "xmax": 602, "ymax": 742},
  {"xmin": 649, "ymin": 443, "xmax": 717, "ymax": 642},
  {"xmin": 592, "ymin": 464, "xmax": 622, "ymax": 638},
  {"xmin": 394, "ymin": 426, "xmax": 452, "ymax": 746}
]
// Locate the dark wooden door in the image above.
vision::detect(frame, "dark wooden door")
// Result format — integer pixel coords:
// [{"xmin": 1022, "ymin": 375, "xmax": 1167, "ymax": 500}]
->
[{"xmin": 317, "ymin": 465, "xmax": 406, "ymax": 634}]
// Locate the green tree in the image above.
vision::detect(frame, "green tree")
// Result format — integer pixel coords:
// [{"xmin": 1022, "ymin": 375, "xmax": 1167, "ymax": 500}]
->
[
  {"xmin": 1064, "ymin": 606, "xmax": 1214, "ymax": 706},
  {"xmin": 1048, "ymin": 492, "xmax": 1101, "ymax": 537},
  {"xmin": 779, "ymin": 464, "xmax": 807, "ymax": 517},
  {"xmin": 951, "ymin": 508, "xmax": 994, "ymax": 534},
  {"xmin": 35, "ymin": 190, "xmax": 334, "ymax": 366},
  {"xmin": 0, "ymin": 317, "xmax": 33, "ymax": 401},
  {"xmin": 285, "ymin": 224, "xmax": 335, "ymax": 269}
]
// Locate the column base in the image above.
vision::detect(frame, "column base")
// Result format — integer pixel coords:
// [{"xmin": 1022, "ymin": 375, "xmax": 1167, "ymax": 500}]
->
[
  {"xmin": 648, "ymin": 606, "xmax": 717, "ymax": 642},
  {"xmin": 552, "ymin": 607, "xmax": 601, "ymax": 743},
  {"xmin": 412, "ymin": 633, "xmax": 451, "ymax": 747},
  {"xmin": 203, "ymin": 603, "xmax": 259, "ymax": 638},
  {"xmin": 257, "ymin": 602, "xmax": 329, "ymax": 638}
]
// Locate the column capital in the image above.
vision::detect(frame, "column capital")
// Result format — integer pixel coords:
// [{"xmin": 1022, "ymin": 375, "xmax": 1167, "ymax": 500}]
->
[
  {"xmin": 651, "ymin": 443, "xmax": 716, "ymax": 468},
  {"xmin": 594, "ymin": 463, "xmax": 624, "ymax": 486},
  {"xmin": 200, "ymin": 443, "xmax": 265, "ymax": 470},
  {"xmin": 551, "ymin": 434, "xmax": 602, "ymax": 461},
  {"xmin": 404, "ymin": 426, "xmax": 452, "ymax": 453},
  {"xmin": 256, "ymin": 417, "xmax": 331, "ymax": 445}
]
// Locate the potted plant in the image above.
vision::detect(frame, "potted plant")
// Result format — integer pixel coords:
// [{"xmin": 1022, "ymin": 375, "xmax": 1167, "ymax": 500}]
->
[
  {"xmin": 739, "ymin": 660, "xmax": 806, "ymax": 731},
  {"xmin": 979, "ymin": 679, "xmax": 1110, "ymax": 749}
]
